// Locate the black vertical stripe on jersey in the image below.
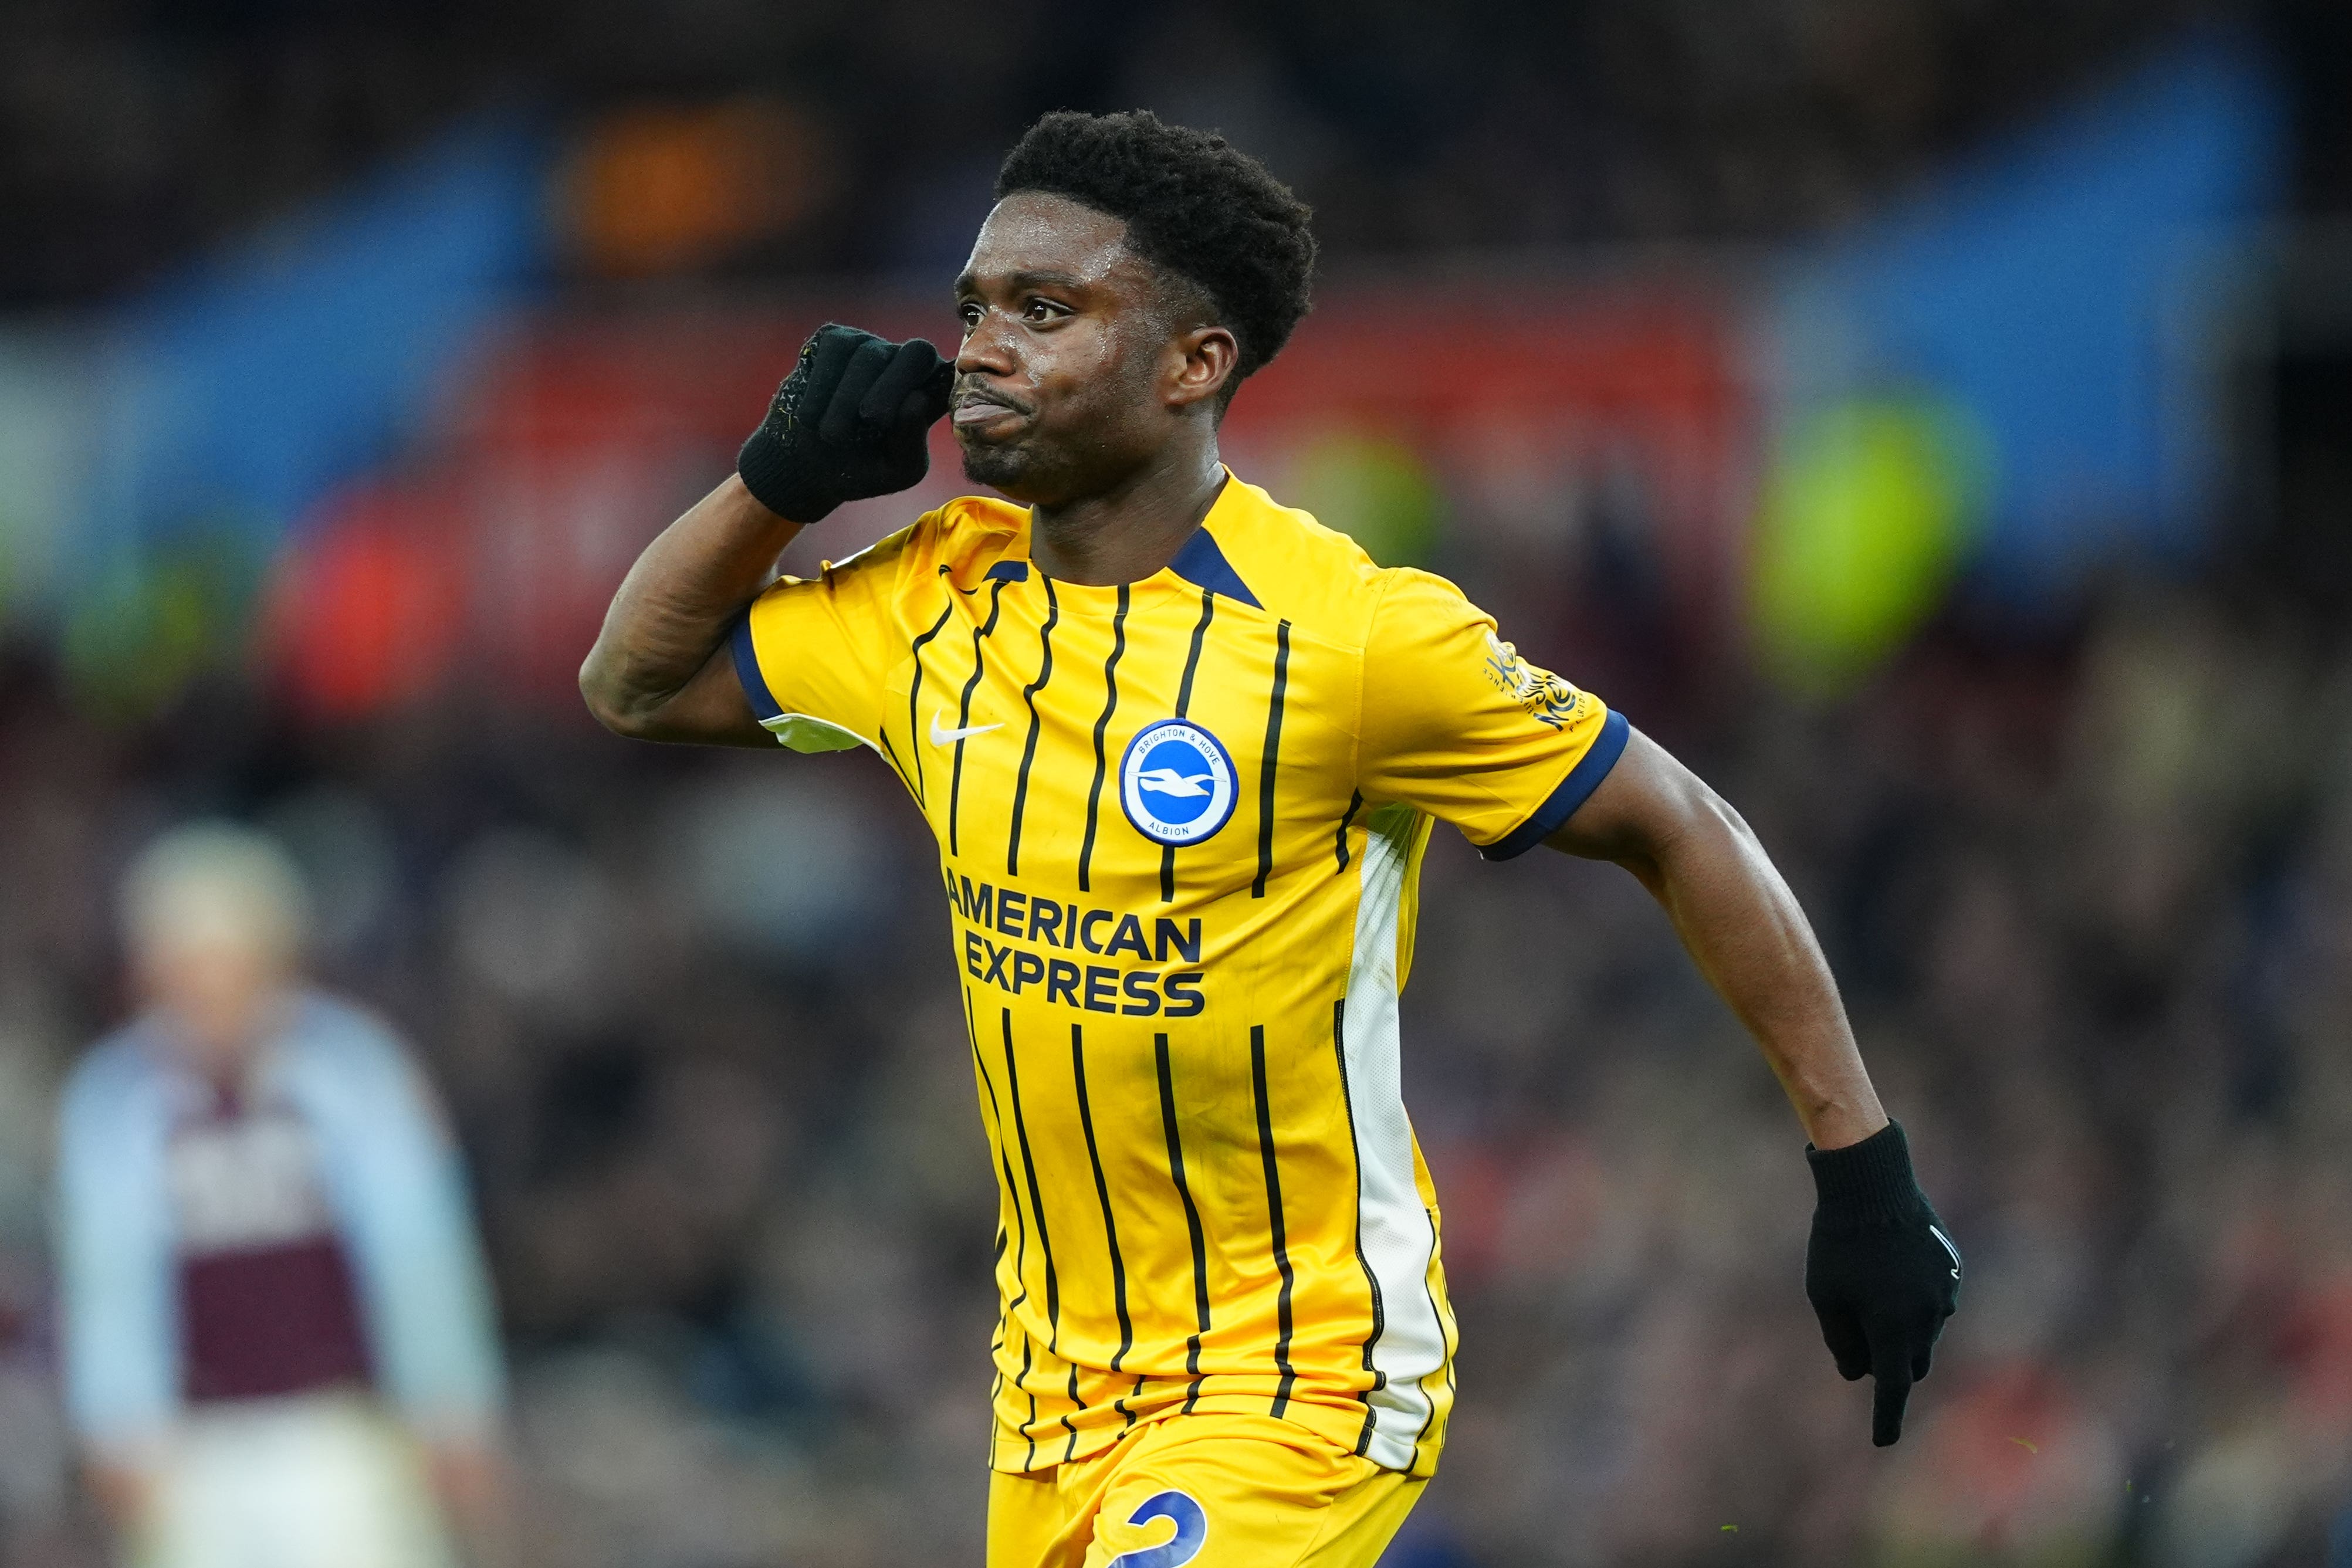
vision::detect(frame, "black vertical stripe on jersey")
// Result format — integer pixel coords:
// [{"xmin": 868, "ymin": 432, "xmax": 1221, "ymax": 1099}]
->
[
  {"xmin": 1076, "ymin": 585, "xmax": 1131, "ymax": 893},
  {"xmin": 1159, "ymin": 587, "xmax": 1217, "ymax": 902},
  {"xmin": 1003, "ymin": 1022, "xmax": 1081, "ymax": 1509},
  {"xmin": 1334, "ymin": 790, "xmax": 1363, "ymax": 871},
  {"xmin": 947, "ymin": 579, "xmax": 1008, "ymax": 858},
  {"xmin": 1017, "ymin": 1338, "xmax": 1037, "ymax": 1469},
  {"xmin": 903, "ymin": 599, "xmax": 957, "ymax": 807},
  {"xmin": 1402, "ymin": 1190, "xmax": 1452, "ymax": 1461},
  {"xmin": 1250, "ymin": 1024, "xmax": 1301, "ymax": 1418},
  {"xmin": 1155, "ymin": 1032, "xmax": 1214, "ymax": 1411},
  {"xmin": 1251, "ymin": 619, "xmax": 1292, "ymax": 898},
  {"xmin": 1004, "ymin": 575, "xmax": 1061, "ymax": 876},
  {"xmin": 999, "ymin": 1010, "xmax": 1064, "ymax": 1352},
  {"xmin": 1173, "ymin": 587, "xmax": 1214, "ymax": 714},
  {"xmin": 1070, "ymin": 1024, "xmax": 1136, "ymax": 1373},
  {"xmin": 989, "ymin": 1220, "xmax": 1007, "ymax": 1354},
  {"xmin": 1112, "ymin": 1372, "xmax": 1145, "ymax": 1432},
  {"xmin": 875, "ymin": 726, "xmax": 914, "ymax": 796},
  {"xmin": 1409, "ymin": 1264, "xmax": 1449, "ymax": 1455},
  {"xmin": 989, "ymin": 1360, "xmax": 1004, "ymax": 1471},
  {"xmin": 967, "ymin": 991, "xmax": 1031, "ymax": 1315},
  {"xmin": 1331, "ymin": 997, "xmax": 1387, "ymax": 1456}
]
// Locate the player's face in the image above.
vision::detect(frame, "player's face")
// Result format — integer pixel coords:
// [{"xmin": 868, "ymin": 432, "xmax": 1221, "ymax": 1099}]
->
[
  {"xmin": 951, "ymin": 192, "xmax": 1197, "ymax": 506},
  {"xmin": 137, "ymin": 925, "xmax": 290, "ymax": 1076}
]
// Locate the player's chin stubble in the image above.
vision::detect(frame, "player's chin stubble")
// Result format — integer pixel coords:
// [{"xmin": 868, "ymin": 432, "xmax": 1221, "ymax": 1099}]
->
[
  {"xmin": 960, "ymin": 431, "xmax": 1091, "ymax": 502},
  {"xmin": 958, "ymin": 438, "xmax": 1030, "ymax": 493}
]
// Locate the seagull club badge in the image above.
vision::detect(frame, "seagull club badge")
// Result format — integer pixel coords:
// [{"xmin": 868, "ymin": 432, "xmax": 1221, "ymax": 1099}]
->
[{"xmin": 1119, "ymin": 719, "xmax": 1238, "ymax": 848}]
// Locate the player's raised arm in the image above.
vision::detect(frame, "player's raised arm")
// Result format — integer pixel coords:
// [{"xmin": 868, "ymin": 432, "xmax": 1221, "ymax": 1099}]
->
[
  {"xmin": 579, "ymin": 324, "xmax": 952, "ymax": 744},
  {"xmin": 1544, "ymin": 729, "xmax": 1962, "ymax": 1445}
]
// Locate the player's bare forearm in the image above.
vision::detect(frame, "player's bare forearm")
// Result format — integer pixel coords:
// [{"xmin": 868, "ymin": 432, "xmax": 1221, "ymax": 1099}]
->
[
  {"xmin": 580, "ymin": 473, "xmax": 798, "ymax": 745},
  {"xmin": 1545, "ymin": 728, "xmax": 1887, "ymax": 1150}
]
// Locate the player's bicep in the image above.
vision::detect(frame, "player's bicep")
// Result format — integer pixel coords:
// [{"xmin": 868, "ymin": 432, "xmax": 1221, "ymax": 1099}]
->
[
  {"xmin": 649, "ymin": 639, "xmax": 772, "ymax": 746},
  {"xmin": 1540, "ymin": 726, "xmax": 1713, "ymax": 865}
]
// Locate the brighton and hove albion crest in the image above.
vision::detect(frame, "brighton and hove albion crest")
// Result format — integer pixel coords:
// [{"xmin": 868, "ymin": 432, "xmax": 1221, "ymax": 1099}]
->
[{"xmin": 1119, "ymin": 719, "xmax": 1237, "ymax": 848}]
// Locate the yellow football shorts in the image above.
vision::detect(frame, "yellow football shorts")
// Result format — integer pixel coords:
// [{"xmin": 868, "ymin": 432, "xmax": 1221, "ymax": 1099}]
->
[{"xmin": 986, "ymin": 1412, "xmax": 1424, "ymax": 1568}]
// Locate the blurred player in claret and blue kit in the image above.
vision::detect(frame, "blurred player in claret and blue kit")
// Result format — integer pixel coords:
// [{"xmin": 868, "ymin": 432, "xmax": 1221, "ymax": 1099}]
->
[
  {"xmin": 54, "ymin": 826, "xmax": 509, "ymax": 1568},
  {"xmin": 583, "ymin": 110, "xmax": 1964, "ymax": 1564}
]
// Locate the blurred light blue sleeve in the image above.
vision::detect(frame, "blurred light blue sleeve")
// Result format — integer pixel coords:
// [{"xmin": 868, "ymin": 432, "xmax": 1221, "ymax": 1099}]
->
[
  {"xmin": 291, "ymin": 1000, "xmax": 506, "ymax": 1440},
  {"xmin": 53, "ymin": 1040, "xmax": 179, "ymax": 1454}
]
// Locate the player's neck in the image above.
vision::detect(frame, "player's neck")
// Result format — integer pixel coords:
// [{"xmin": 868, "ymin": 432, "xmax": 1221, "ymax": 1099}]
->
[{"xmin": 1027, "ymin": 443, "xmax": 1226, "ymax": 587}]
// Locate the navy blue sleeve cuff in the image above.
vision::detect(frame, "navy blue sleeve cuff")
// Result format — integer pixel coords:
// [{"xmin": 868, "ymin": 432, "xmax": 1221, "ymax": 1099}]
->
[
  {"xmin": 1477, "ymin": 709, "xmax": 1631, "ymax": 862},
  {"xmin": 729, "ymin": 613, "xmax": 781, "ymax": 722}
]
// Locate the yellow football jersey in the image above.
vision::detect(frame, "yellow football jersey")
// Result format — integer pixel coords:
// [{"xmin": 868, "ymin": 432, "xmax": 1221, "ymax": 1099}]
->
[{"xmin": 732, "ymin": 472, "xmax": 1625, "ymax": 1479}]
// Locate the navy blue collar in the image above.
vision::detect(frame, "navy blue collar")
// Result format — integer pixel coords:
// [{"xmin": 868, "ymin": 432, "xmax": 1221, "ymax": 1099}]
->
[
  {"xmin": 1165, "ymin": 526, "xmax": 1261, "ymax": 608},
  {"xmin": 987, "ymin": 527, "xmax": 1260, "ymax": 607}
]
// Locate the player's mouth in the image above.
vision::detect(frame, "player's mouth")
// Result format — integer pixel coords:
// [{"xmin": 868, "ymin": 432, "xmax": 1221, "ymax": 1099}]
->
[{"xmin": 952, "ymin": 388, "xmax": 1030, "ymax": 434}]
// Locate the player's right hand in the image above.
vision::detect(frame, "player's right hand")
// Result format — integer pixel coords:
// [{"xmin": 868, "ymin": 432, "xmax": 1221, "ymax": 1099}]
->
[{"xmin": 736, "ymin": 323, "xmax": 956, "ymax": 523}]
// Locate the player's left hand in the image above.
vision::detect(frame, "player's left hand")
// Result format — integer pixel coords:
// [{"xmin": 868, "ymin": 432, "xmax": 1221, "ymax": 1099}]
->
[{"xmin": 1802, "ymin": 1119, "xmax": 1961, "ymax": 1447}]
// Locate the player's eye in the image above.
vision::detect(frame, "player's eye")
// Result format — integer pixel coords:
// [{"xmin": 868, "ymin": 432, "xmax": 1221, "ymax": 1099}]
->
[
  {"xmin": 1023, "ymin": 297, "xmax": 1068, "ymax": 324},
  {"xmin": 957, "ymin": 301, "xmax": 984, "ymax": 330}
]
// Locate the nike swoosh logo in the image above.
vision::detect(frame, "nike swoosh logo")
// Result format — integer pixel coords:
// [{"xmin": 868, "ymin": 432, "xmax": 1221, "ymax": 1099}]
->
[
  {"xmin": 930, "ymin": 710, "xmax": 1003, "ymax": 747},
  {"xmin": 1929, "ymin": 1224, "xmax": 1962, "ymax": 1280}
]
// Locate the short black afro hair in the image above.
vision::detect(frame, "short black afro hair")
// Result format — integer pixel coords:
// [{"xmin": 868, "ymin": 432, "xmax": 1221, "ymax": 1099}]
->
[{"xmin": 994, "ymin": 110, "xmax": 1316, "ymax": 390}]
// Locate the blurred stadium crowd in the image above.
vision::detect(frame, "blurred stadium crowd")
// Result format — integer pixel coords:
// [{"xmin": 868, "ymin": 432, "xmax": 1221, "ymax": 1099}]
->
[
  {"xmin": 0, "ymin": 0, "xmax": 2320, "ymax": 303},
  {"xmin": 2, "ymin": 1, "xmax": 2351, "ymax": 1566}
]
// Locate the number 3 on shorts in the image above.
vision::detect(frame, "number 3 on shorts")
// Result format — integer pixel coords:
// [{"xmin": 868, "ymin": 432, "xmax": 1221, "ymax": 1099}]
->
[{"xmin": 1108, "ymin": 1491, "xmax": 1207, "ymax": 1568}]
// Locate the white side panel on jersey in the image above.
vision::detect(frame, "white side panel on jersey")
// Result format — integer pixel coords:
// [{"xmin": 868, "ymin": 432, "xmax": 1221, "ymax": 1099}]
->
[
  {"xmin": 1339, "ymin": 801, "xmax": 1446, "ymax": 1472},
  {"xmin": 763, "ymin": 712, "xmax": 871, "ymax": 754}
]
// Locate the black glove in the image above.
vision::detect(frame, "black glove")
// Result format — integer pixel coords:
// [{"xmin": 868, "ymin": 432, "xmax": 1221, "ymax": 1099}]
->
[
  {"xmin": 1804, "ymin": 1119, "xmax": 1961, "ymax": 1446},
  {"xmin": 736, "ymin": 323, "xmax": 955, "ymax": 523}
]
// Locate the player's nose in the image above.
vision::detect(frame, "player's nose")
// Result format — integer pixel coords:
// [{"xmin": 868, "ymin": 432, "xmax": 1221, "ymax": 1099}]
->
[{"xmin": 955, "ymin": 311, "xmax": 1020, "ymax": 380}]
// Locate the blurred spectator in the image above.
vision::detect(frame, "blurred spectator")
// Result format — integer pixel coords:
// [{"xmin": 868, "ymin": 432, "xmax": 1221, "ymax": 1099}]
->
[{"xmin": 54, "ymin": 825, "xmax": 508, "ymax": 1568}]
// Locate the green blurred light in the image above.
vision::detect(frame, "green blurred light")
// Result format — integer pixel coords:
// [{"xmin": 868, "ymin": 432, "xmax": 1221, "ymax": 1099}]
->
[
  {"xmin": 60, "ymin": 530, "xmax": 270, "ymax": 720},
  {"xmin": 1281, "ymin": 431, "xmax": 1443, "ymax": 568},
  {"xmin": 1752, "ymin": 396, "xmax": 1990, "ymax": 696}
]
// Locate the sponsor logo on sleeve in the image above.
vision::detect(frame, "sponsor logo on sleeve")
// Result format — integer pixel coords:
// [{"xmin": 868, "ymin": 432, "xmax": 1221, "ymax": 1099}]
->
[{"xmin": 1484, "ymin": 631, "xmax": 1584, "ymax": 730}]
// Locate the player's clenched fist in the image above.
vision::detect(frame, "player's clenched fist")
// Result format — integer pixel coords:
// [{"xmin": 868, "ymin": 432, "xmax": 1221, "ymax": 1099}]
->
[
  {"xmin": 736, "ymin": 323, "xmax": 956, "ymax": 523},
  {"xmin": 1803, "ymin": 1119, "xmax": 1962, "ymax": 1446}
]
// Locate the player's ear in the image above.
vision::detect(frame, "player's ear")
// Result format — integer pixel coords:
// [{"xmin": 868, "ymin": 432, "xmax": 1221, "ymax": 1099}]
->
[{"xmin": 1165, "ymin": 324, "xmax": 1238, "ymax": 414}]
